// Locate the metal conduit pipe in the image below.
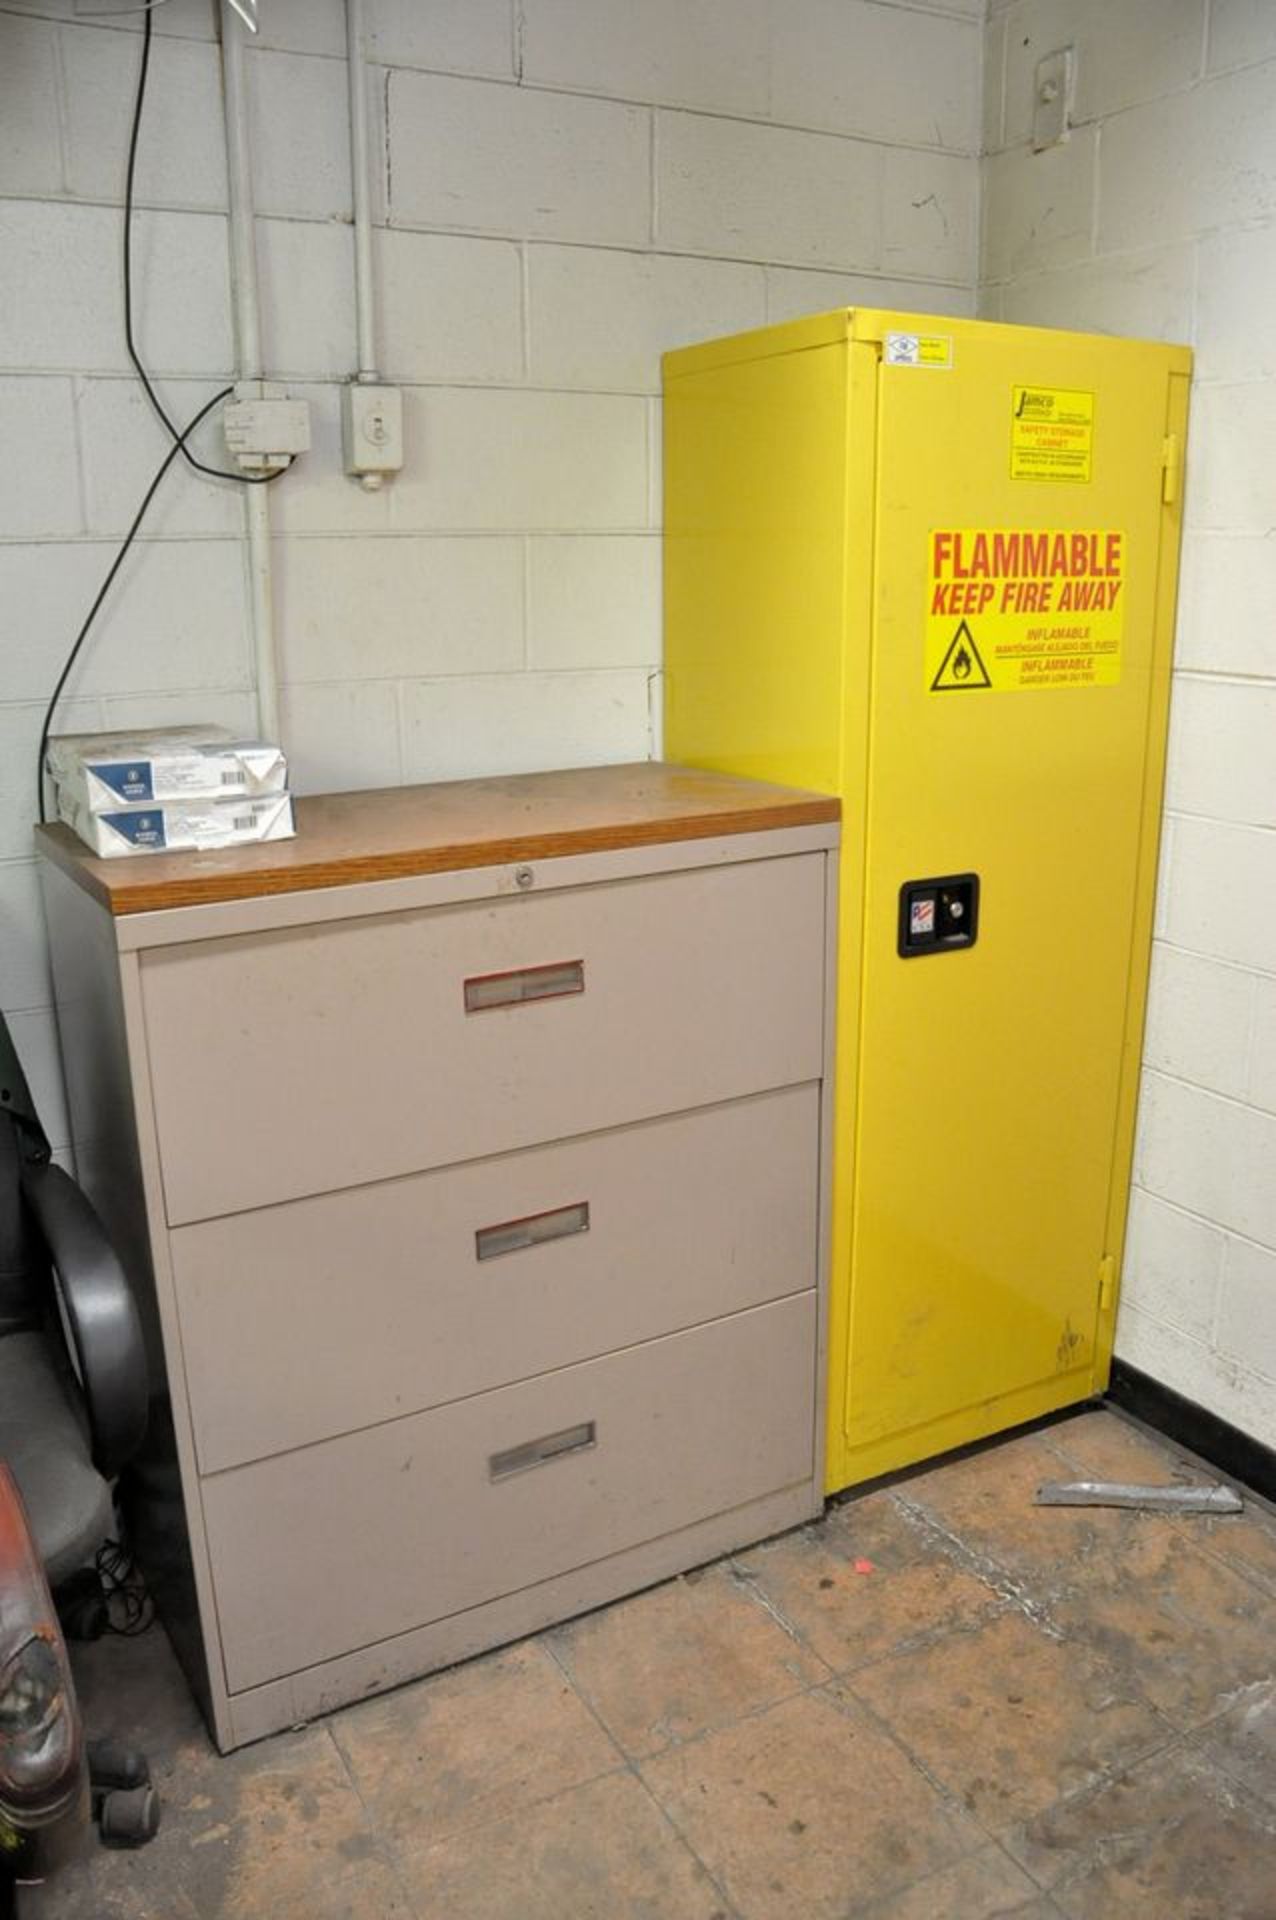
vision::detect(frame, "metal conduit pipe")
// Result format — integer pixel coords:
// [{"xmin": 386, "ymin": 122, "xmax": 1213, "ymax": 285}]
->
[
  {"xmin": 346, "ymin": 0, "xmax": 380, "ymax": 383},
  {"xmin": 218, "ymin": 1, "xmax": 280, "ymax": 744}
]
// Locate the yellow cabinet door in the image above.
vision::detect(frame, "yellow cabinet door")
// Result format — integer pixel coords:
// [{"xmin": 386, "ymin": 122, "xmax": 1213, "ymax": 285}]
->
[
  {"xmin": 838, "ymin": 321, "xmax": 1184, "ymax": 1481},
  {"xmin": 663, "ymin": 309, "xmax": 1189, "ymax": 1493}
]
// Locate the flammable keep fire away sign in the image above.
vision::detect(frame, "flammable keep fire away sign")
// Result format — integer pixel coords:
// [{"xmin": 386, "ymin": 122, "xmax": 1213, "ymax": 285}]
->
[{"xmin": 925, "ymin": 528, "xmax": 1126, "ymax": 693}]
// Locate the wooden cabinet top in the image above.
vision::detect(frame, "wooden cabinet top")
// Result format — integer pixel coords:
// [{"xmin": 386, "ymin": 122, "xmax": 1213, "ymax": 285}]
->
[{"xmin": 34, "ymin": 761, "xmax": 840, "ymax": 917}]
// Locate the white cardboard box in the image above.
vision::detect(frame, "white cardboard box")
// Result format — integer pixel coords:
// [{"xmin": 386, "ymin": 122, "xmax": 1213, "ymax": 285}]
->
[
  {"xmin": 47, "ymin": 727, "xmax": 288, "ymax": 815},
  {"xmin": 58, "ymin": 790, "xmax": 295, "ymax": 859}
]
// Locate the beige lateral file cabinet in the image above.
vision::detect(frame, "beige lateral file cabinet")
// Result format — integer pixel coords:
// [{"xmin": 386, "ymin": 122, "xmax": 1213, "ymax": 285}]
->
[{"xmin": 37, "ymin": 763, "xmax": 840, "ymax": 1751}]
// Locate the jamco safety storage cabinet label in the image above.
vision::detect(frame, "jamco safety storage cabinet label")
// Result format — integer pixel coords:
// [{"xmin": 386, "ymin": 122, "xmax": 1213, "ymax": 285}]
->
[{"xmin": 663, "ymin": 310, "xmax": 1190, "ymax": 1492}]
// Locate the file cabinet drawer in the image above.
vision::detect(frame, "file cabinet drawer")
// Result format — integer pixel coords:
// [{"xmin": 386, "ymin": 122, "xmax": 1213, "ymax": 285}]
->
[
  {"xmin": 143, "ymin": 853, "xmax": 826, "ymax": 1224},
  {"xmin": 203, "ymin": 1292, "xmax": 817, "ymax": 1693},
  {"xmin": 175, "ymin": 1084, "xmax": 821, "ymax": 1474}
]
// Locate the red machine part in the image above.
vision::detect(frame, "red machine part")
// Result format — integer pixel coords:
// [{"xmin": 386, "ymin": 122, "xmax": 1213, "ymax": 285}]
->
[{"xmin": 0, "ymin": 1465, "xmax": 84, "ymax": 1837}]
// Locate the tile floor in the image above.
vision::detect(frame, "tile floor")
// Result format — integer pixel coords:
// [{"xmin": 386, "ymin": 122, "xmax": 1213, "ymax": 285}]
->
[{"xmin": 26, "ymin": 1407, "xmax": 1276, "ymax": 1919}]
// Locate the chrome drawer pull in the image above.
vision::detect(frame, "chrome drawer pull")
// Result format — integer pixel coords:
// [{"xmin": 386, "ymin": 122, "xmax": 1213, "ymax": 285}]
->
[
  {"xmin": 490, "ymin": 1420, "xmax": 597, "ymax": 1481},
  {"xmin": 476, "ymin": 1201, "xmax": 590, "ymax": 1262},
  {"xmin": 463, "ymin": 959, "xmax": 584, "ymax": 1013}
]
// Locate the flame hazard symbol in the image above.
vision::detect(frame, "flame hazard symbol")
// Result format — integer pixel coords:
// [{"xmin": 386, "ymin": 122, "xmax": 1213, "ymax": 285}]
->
[{"xmin": 931, "ymin": 620, "xmax": 991, "ymax": 692}]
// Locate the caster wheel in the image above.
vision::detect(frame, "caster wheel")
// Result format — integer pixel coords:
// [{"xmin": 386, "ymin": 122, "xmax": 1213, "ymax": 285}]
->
[
  {"xmin": 87, "ymin": 1739, "xmax": 150, "ymax": 1795},
  {"xmin": 97, "ymin": 1786, "xmax": 161, "ymax": 1850}
]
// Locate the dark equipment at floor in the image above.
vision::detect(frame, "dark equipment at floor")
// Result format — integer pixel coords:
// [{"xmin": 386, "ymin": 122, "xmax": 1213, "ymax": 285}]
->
[{"xmin": 0, "ymin": 1016, "xmax": 160, "ymax": 1884}]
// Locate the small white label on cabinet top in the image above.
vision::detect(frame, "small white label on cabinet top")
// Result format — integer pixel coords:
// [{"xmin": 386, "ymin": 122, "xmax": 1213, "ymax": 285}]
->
[{"xmin": 885, "ymin": 332, "xmax": 953, "ymax": 370}]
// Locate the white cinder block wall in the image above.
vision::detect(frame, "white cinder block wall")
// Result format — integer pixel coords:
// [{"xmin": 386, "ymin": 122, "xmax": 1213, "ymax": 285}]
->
[
  {"xmin": 1, "ymin": 0, "xmax": 980, "ymax": 1158},
  {"xmin": 8, "ymin": 0, "xmax": 1269, "ymax": 1454},
  {"xmin": 982, "ymin": 0, "xmax": 1276, "ymax": 1445}
]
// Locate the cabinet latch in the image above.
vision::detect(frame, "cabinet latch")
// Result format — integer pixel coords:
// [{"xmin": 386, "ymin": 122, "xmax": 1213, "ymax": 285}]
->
[{"xmin": 1161, "ymin": 433, "xmax": 1182, "ymax": 506}]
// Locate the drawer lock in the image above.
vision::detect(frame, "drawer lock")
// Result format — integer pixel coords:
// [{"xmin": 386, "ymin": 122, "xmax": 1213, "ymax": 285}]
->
[
  {"xmin": 489, "ymin": 1420, "xmax": 597, "ymax": 1481},
  {"xmin": 464, "ymin": 958, "xmax": 585, "ymax": 1012},
  {"xmin": 476, "ymin": 1201, "xmax": 590, "ymax": 1262}
]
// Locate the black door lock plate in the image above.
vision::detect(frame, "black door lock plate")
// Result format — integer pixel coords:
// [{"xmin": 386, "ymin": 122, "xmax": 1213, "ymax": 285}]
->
[{"xmin": 898, "ymin": 874, "xmax": 979, "ymax": 956}]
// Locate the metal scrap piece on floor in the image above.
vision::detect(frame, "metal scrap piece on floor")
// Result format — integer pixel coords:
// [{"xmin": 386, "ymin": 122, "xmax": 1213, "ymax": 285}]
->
[{"xmin": 1034, "ymin": 1479, "xmax": 1244, "ymax": 1515}]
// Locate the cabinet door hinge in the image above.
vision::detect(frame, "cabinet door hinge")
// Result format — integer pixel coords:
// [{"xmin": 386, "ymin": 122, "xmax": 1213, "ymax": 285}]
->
[
  {"xmin": 1161, "ymin": 432, "xmax": 1182, "ymax": 506},
  {"xmin": 1098, "ymin": 1253, "xmax": 1116, "ymax": 1314}
]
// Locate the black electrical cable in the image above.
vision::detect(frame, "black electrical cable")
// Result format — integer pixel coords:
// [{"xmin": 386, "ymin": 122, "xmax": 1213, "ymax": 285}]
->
[
  {"xmin": 96, "ymin": 1538, "xmax": 155, "ymax": 1637},
  {"xmin": 39, "ymin": 5, "xmax": 292, "ymax": 818},
  {"xmin": 125, "ymin": 9, "xmax": 276, "ymax": 485},
  {"xmin": 36, "ymin": 385, "xmax": 230, "ymax": 823}
]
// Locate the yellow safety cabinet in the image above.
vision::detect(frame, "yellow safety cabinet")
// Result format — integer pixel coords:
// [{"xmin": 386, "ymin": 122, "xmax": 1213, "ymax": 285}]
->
[{"xmin": 663, "ymin": 309, "xmax": 1191, "ymax": 1494}]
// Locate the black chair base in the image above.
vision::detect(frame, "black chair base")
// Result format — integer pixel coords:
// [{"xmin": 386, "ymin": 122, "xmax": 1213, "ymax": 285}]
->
[{"xmin": 88, "ymin": 1741, "xmax": 159, "ymax": 1852}]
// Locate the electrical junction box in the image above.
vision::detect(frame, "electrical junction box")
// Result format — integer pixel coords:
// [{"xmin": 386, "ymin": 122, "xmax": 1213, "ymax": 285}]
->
[
  {"xmin": 663, "ymin": 309, "xmax": 1191, "ymax": 1493},
  {"xmin": 1033, "ymin": 46, "xmax": 1075, "ymax": 152},
  {"xmin": 223, "ymin": 381, "xmax": 311, "ymax": 474},
  {"xmin": 342, "ymin": 382, "xmax": 404, "ymax": 489}
]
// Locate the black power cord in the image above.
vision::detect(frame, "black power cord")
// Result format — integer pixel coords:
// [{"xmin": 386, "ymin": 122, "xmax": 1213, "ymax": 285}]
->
[
  {"xmin": 36, "ymin": 386, "xmax": 231, "ymax": 822},
  {"xmin": 96, "ymin": 1537, "xmax": 156, "ymax": 1638},
  {"xmin": 38, "ymin": 8, "xmax": 286, "ymax": 821},
  {"xmin": 125, "ymin": 9, "xmax": 274, "ymax": 485}
]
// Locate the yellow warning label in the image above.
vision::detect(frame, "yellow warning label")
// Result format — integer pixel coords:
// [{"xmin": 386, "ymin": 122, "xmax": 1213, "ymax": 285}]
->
[
  {"xmin": 926, "ymin": 528, "xmax": 1126, "ymax": 693},
  {"xmin": 1011, "ymin": 386, "xmax": 1094, "ymax": 483}
]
